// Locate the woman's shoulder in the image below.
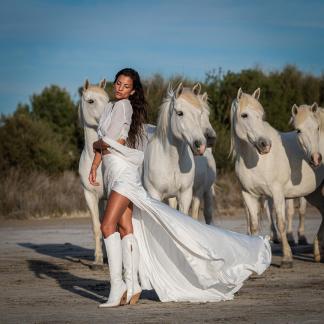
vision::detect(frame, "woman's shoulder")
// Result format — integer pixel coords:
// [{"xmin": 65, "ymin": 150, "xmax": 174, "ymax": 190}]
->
[
  {"xmin": 114, "ymin": 99, "xmax": 133, "ymax": 113},
  {"xmin": 114, "ymin": 99, "xmax": 132, "ymax": 107}
]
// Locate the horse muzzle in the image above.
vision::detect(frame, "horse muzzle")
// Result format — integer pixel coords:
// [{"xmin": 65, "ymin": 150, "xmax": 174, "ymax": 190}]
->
[
  {"xmin": 192, "ymin": 140, "xmax": 206, "ymax": 155},
  {"xmin": 256, "ymin": 137, "xmax": 272, "ymax": 155},
  {"xmin": 310, "ymin": 152, "xmax": 322, "ymax": 167}
]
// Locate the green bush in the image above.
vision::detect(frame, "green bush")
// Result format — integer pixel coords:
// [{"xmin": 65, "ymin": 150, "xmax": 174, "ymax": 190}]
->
[{"xmin": 0, "ymin": 110, "xmax": 75, "ymax": 173}]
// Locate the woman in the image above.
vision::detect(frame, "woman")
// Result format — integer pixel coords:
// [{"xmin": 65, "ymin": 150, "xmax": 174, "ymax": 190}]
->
[
  {"xmin": 90, "ymin": 68, "xmax": 146, "ymax": 307},
  {"xmin": 89, "ymin": 68, "xmax": 271, "ymax": 308}
]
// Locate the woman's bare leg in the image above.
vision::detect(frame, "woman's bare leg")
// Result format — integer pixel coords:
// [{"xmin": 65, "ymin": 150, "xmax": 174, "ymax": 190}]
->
[
  {"xmin": 101, "ymin": 191, "xmax": 132, "ymax": 238},
  {"xmin": 118, "ymin": 202, "xmax": 134, "ymax": 238}
]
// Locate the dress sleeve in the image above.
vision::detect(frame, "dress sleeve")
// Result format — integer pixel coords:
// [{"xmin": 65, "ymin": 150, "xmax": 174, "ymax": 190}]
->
[
  {"xmin": 118, "ymin": 100, "xmax": 133, "ymax": 140},
  {"xmin": 101, "ymin": 99, "xmax": 133, "ymax": 143}
]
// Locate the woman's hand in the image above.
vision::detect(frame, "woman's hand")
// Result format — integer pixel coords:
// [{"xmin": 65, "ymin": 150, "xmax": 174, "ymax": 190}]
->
[
  {"xmin": 89, "ymin": 164, "xmax": 100, "ymax": 186},
  {"xmin": 93, "ymin": 139, "xmax": 109, "ymax": 152}
]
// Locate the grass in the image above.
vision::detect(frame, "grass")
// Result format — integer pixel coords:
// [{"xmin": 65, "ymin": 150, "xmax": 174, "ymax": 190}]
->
[
  {"xmin": 0, "ymin": 169, "xmax": 88, "ymax": 219},
  {"xmin": 0, "ymin": 169, "xmax": 244, "ymax": 220}
]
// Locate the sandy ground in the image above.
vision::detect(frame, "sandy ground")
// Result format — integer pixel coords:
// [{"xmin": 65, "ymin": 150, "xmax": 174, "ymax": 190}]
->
[{"xmin": 0, "ymin": 211, "xmax": 323, "ymax": 324}]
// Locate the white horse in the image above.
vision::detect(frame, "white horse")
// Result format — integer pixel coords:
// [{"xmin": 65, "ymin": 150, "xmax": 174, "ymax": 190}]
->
[
  {"xmin": 78, "ymin": 79, "xmax": 108, "ymax": 266},
  {"xmin": 290, "ymin": 103, "xmax": 324, "ymax": 167},
  {"xmin": 231, "ymin": 88, "xmax": 324, "ymax": 267},
  {"xmin": 190, "ymin": 84, "xmax": 217, "ymax": 224},
  {"xmin": 143, "ymin": 83, "xmax": 207, "ymax": 214},
  {"xmin": 290, "ymin": 103, "xmax": 324, "ymax": 260}
]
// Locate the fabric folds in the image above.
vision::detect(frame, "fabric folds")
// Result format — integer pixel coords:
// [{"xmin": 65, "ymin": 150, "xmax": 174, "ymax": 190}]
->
[{"xmin": 102, "ymin": 138, "xmax": 271, "ymax": 303}]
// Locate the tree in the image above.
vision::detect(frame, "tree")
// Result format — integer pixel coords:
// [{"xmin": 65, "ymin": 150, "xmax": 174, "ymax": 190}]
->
[{"xmin": 0, "ymin": 109, "xmax": 75, "ymax": 173}]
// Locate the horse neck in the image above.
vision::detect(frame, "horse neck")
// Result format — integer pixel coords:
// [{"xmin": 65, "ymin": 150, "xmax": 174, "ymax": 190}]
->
[
  {"xmin": 165, "ymin": 130, "xmax": 189, "ymax": 161},
  {"xmin": 83, "ymin": 125, "xmax": 98, "ymax": 157},
  {"xmin": 232, "ymin": 134, "xmax": 256, "ymax": 160}
]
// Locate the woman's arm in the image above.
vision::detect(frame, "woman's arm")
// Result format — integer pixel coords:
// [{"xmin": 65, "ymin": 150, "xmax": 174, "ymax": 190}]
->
[{"xmin": 89, "ymin": 151, "xmax": 102, "ymax": 186}]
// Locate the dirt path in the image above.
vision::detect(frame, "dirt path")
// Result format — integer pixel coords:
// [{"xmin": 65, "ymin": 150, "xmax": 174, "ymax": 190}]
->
[{"xmin": 0, "ymin": 213, "xmax": 323, "ymax": 323}]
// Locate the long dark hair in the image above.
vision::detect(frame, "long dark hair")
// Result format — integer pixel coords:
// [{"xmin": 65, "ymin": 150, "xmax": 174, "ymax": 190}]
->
[{"xmin": 114, "ymin": 68, "xmax": 148, "ymax": 148}]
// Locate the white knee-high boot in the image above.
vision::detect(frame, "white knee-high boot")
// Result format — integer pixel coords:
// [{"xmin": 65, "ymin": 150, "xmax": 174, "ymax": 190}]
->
[
  {"xmin": 99, "ymin": 232, "xmax": 127, "ymax": 308},
  {"xmin": 122, "ymin": 233, "xmax": 142, "ymax": 304}
]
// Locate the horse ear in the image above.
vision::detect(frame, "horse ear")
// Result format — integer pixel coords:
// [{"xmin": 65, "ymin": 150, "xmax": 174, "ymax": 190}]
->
[
  {"xmin": 83, "ymin": 79, "xmax": 90, "ymax": 90},
  {"xmin": 167, "ymin": 82, "xmax": 172, "ymax": 93},
  {"xmin": 99, "ymin": 78, "xmax": 106, "ymax": 89},
  {"xmin": 201, "ymin": 92, "xmax": 208, "ymax": 102},
  {"xmin": 237, "ymin": 88, "xmax": 243, "ymax": 101},
  {"xmin": 311, "ymin": 102, "xmax": 318, "ymax": 113},
  {"xmin": 175, "ymin": 82, "xmax": 183, "ymax": 98},
  {"xmin": 252, "ymin": 88, "xmax": 261, "ymax": 100},
  {"xmin": 192, "ymin": 83, "xmax": 201, "ymax": 95},
  {"xmin": 291, "ymin": 104, "xmax": 298, "ymax": 116}
]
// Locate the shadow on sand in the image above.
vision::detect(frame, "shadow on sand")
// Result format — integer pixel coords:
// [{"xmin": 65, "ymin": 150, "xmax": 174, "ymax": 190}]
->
[
  {"xmin": 19, "ymin": 242, "xmax": 94, "ymax": 265},
  {"xmin": 22, "ymin": 243, "xmax": 159, "ymax": 303},
  {"xmin": 270, "ymin": 242, "xmax": 315, "ymax": 267}
]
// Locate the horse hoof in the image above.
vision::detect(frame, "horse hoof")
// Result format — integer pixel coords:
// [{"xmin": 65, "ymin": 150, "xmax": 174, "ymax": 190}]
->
[
  {"xmin": 314, "ymin": 254, "xmax": 321, "ymax": 263},
  {"xmin": 280, "ymin": 261, "xmax": 293, "ymax": 269},
  {"xmin": 298, "ymin": 237, "xmax": 308, "ymax": 246},
  {"xmin": 90, "ymin": 263, "xmax": 105, "ymax": 271}
]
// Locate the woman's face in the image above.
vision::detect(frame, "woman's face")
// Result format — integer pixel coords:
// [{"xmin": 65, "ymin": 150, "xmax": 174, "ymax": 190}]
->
[{"xmin": 114, "ymin": 75, "xmax": 135, "ymax": 100}]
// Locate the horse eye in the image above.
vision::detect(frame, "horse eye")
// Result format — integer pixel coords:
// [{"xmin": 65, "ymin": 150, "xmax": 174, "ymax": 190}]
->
[
  {"xmin": 296, "ymin": 129, "xmax": 301, "ymax": 134},
  {"xmin": 88, "ymin": 99, "xmax": 94, "ymax": 104},
  {"xmin": 241, "ymin": 113, "xmax": 248, "ymax": 118},
  {"xmin": 176, "ymin": 111, "xmax": 184, "ymax": 116}
]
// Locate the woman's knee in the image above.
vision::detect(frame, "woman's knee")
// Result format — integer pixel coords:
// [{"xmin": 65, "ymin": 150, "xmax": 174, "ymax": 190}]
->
[
  {"xmin": 118, "ymin": 226, "xmax": 133, "ymax": 238},
  {"xmin": 100, "ymin": 221, "xmax": 117, "ymax": 238}
]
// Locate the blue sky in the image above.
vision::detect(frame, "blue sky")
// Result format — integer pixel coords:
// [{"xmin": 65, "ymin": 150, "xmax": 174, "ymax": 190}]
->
[{"xmin": 1, "ymin": 0, "xmax": 324, "ymax": 114}]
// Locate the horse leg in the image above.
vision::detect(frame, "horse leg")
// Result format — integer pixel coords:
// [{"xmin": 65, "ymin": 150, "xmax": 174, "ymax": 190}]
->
[
  {"xmin": 168, "ymin": 197, "xmax": 178, "ymax": 210},
  {"xmin": 147, "ymin": 186, "xmax": 163, "ymax": 201},
  {"xmin": 84, "ymin": 190, "xmax": 103, "ymax": 266},
  {"xmin": 241, "ymin": 191, "xmax": 260, "ymax": 235},
  {"xmin": 178, "ymin": 187, "xmax": 193, "ymax": 215},
  {"xmin": 305, "ymin": 182, "xmax": 324, "ymax": 262},
  {"xmin": 273, "ymin": 190, "xmax": 293, "ymax": 268},
  {"xmin": 203, "ymin": 186, "xmax": 215, "ymax": 225},
  {"xmin": 263, "ymin": 197, "xmax": 279, "ymax": 243},
  {"xmin": 191, "ymin": 195, "xmax": 201, "ymax": 221},
  {"xmin": 297, "ymin": 197, "xmax": 308, "ymax": 245},
  {"xmin": 286, "ymin": 199, "xmax": 296, "ymax": 246}
]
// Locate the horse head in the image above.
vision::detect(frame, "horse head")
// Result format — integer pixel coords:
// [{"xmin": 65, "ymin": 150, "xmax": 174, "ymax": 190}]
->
[
  {"xmin": 231, "ymin": 88, "xmax": 272, "ymax": 156},
  {"xmin": 168, "ymin": 83, "xmax": 207, "ymax": 155},
  {"xmin": 291, "ymin": 103, "xmax": 323, "ymax": 167},
  {"xmin": 79, "ymin": 79, "xmax": 109, "ymax": 128}
]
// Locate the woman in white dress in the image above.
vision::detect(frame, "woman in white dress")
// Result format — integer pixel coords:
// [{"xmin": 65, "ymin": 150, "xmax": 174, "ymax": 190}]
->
[{"xmin": 89, "ymin": 68, "xmax": 271, "ymax": 308}]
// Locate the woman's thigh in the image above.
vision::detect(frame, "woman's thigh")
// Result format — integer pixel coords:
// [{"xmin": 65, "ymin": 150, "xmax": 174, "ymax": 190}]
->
[{"xmin": 101, "ymin": 190, "xmax": 131, "ymax": 236}]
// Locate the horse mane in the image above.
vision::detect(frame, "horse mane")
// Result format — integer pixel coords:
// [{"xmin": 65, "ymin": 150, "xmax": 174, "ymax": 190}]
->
[
  {"xmin": 78, "ymin": 102, "xmax": 84, "ymax": 127},
  {"xmin": 154, "ymin": 86, "xmax": 175, "ymax": 144},
  {"xmin": 229, "ymin": 99, "xmax": 238, "ymax": 159}
]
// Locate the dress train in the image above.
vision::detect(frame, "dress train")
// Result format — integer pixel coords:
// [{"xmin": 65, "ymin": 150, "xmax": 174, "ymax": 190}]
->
[{"xmin": 102, "ymin": 139, "xmax": 271, "ymax": 303}]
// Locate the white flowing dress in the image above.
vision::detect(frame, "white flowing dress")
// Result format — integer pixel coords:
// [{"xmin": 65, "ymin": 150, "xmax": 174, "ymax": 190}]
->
[{"xmin": 98, "ymin": 100, "xmax": 271, "ymax": 303}]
